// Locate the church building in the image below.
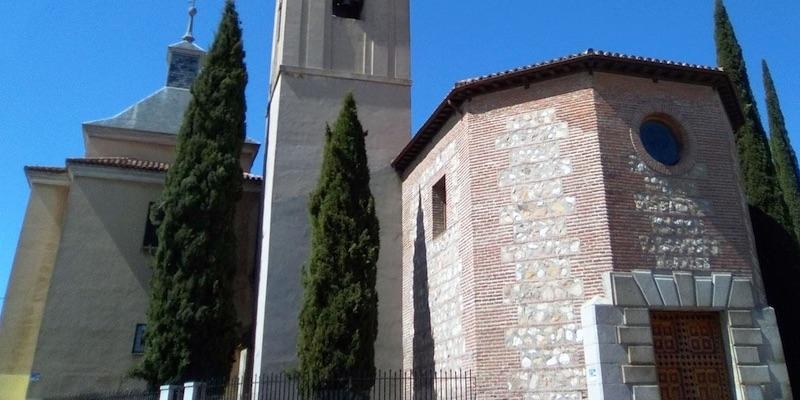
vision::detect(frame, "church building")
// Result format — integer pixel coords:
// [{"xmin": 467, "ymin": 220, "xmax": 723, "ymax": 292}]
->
[
  {"xmin": 0, "ymin": 1, "xmax": 794, "ymax": 399},
  {"xmin": 394, "ymin": 50, "xmax": 792, "ymax": 399},
  {"xmin": 0, "ymin": 16, "xmax": 261, "ymax": 399}
]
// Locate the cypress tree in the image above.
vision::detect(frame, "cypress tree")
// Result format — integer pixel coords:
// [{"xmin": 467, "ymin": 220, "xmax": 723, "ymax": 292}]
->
[
  {"xmin": 760, "ymin": 61, "xmax": 800, "ymax": 393},
  {"xmin": 134, "ymin": 0, "xmax": 247, "ymax": 386},
  {"xmin": 714, "ymin": 0, "xmax": 790, "ymax": 227},
  {"xmin": 716, "ymin": 3, "xmax": 800, "ymax": 393},
  {"xmin": 298, "ymin": 93, "xmax": 380, "ymax": 395},
  {"xmin": 764, "ymin": 60, "xmax": 800, "ymax": 242}
]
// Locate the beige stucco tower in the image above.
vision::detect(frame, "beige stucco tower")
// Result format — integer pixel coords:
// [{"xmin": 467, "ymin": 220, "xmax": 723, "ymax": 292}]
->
[{"xmin": 254, "ymin": 0, "xmax": 411, "ymax": 374}]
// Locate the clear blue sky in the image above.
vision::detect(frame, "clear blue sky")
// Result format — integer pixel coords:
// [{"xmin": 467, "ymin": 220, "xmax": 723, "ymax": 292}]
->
[{"xmin": 1, "ymin": 1, "xmax": 798, "ymax": 311}]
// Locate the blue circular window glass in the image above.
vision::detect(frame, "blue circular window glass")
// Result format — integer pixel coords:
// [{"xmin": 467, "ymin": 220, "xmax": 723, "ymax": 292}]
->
[{"xmin": 640, "ymin": 120, "xmax": 681, "ymax": 166}]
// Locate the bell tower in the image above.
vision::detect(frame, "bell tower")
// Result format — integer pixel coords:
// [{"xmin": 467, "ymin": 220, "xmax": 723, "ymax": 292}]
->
[{"xmin": 254, "ymin": 0, "xmax": 411, "ymax": 374}]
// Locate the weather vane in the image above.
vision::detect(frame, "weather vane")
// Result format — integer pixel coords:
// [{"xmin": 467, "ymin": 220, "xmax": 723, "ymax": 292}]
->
[{"xmin": 183, "ymin": 0, "xmax": 198, "ymax": 43}]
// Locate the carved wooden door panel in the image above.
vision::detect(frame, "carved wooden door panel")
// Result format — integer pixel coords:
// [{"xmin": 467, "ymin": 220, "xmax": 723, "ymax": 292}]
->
[{"xmin": 651, "ymin": 311, "xmax": 732, "ymax": 400}]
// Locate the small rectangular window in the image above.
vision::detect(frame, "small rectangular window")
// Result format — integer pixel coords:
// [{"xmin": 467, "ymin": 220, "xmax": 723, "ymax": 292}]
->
[
  {"xmin": 332, "ymin": 0, "xmax": 363, "ymax": 19},
  {"xmin": 132, "ymin": 324, "xmax": 146, "ymax": 354},
  {"xmin": 432, "ymin": 176, "xmax": 447, "ymax": 237},
  {"xmin": 142, "ymin": 202, "xmax": 158, "ymax": 251}
]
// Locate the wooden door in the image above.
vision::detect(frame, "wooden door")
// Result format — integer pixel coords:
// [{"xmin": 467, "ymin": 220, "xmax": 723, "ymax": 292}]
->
[{"xmin": 650, "ymin": 311, "xmax": 732, "ymax": 400}]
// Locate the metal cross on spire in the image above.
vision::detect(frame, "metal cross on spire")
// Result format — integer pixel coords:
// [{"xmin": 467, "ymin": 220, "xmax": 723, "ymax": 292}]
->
[{"xmin": 182, "ymin": 0, "xmax": 198, "ymax": 43}]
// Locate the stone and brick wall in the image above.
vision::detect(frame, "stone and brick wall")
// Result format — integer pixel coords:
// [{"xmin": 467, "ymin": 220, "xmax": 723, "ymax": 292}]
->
[
  {"xmin": 463, "ymin": 75, "xmax": 614, "ymax": 399},
  {"xmin": 402, "ymin": 119, "xmax": 473, "ymax": 372},
  {"xmin": 400, "ymin": 70, "xmax": 789, "ymax": 399},
  {"xmin": 403, "ymin": 73, "xmax": 616, "ymax": 399},
  {"xmin": 592, "ymin": 72, "xmax": 757, "ymax": 277}
]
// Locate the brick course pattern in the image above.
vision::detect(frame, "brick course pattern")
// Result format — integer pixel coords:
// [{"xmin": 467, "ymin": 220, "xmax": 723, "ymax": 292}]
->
[{"xmin": 401, "ymin": 71, "xmax": 766, "ymax": 399}]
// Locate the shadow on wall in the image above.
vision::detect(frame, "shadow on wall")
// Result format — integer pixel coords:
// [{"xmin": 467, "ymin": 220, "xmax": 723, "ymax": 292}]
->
[
  {"xmin": 412, "ymin": 195, "xmax": 436, "ymax": 398},
  {"xmin": 749, "ymin": 205, "xmax": 800, "ymax": 397}
]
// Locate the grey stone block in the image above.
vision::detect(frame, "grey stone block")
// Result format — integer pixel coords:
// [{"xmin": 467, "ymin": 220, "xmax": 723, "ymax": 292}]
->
[
  {"xmin": 586, "ymin": 364, "xmax": 602, "ymax": 385},
  {"xmin": 584, "ymin": 324, "xmax": 620, "ymax": 345},
  {"xmin": 695, "ymin": 276, "xmax": 713, "ymax": 307},
  {"xmin": 734, "ymin": 346, "xmax": 760, "ymax": 364},
  {"xmin": 655, "ymin": 276, "xmax": 679, "ymax": 306},
  {"xmin": 613, "ymin": 274, "xmax": 647, "ymax": 306},
  {"xmin": 712, "ymin": 273, "xmax": 732, "ymax": 307},
  {"xmin": 731, "ymin": 328, "xmax": 764, "ymax": 346},
  {"xmin": 738, "ymin": 365, "xmax": 771, "ymax": 384},
  {"xmin": 674, "ymin": 272, "xmax": 695, "ymax": 306},
  {"xmin": 624, "ymin": 308, "xmax": 650, "ymax": 326},
  {"xmin": 587, "ymin": 382, "xmax": 632, "ymax": 400},
  {"xmin": 757, "ymin": 321, "xmax": 786, "ymax": 363},
  {"xmin": 622, "ymin": 365, "xmax": 658, "ymax": 384},
  {"xmin": 618, "ymin": 326, "xmax": 653, "ymax": 345},
  {"xmin": 768, "ymin": 362, "xmax": 790, "ymax": 383},
  {"xmin": 585, "ymin": 343, "xmax": 627, "ymax": 365},
  {"xmin": 632, "ymin": 385, "xmax": 661, "ymax": 400},
  {"xmin": 729, "ymin": 278, "xmax": 755, "ymax": 309},
  {"xmin": 585, "ymin": 362, "xmax": 623, "ymax": 385},
  {"xmin": 727, "ymin": 310, "xmax": 753, "ymax": 327},
  {"xmin": 586, "ymin": 382, "xmax": 605, "ymax": 400},
  {"xmin": 628, "ymin": 346, "xmax": 655, "ymax": 364},
  {"xmin": 744, "ymin": 385, "xmax": 764, "ymax": 400},
  {"xmin": 582, "ymin": 303, "xmax": 623, "ymax": 326},
  {"xmin": 633, "ymin": 270, "xmax": 663, "ymax": 306},
  {"xmin": 756, "ymin": 306, "xmax": 777, "ymax": 325}
]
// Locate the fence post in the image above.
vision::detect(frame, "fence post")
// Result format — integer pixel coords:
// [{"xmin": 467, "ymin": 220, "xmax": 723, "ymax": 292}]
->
[
  {"xmin": 183, "ymin": 381, "xmax": 206, "ymax": 400},
  {"xmin": 160, "ymin": 385, "xmax": 181, "ymax": 400}
]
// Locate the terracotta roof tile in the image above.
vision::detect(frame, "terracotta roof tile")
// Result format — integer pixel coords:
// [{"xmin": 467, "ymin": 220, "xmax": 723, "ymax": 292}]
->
[
  {"xmin": 27, "ymin": 157, "xmax": 262, "ymax": 182},
  {"xmin": 455, "ymin": 49, "xmax": 721, "ymax": 87},
  {"xmin": 67, "ymin": 157, "xmax": 171, "ymax": 172},
  {"xmin": 392, "ymin": 49, "xmax": 743, "ymax": 174}
]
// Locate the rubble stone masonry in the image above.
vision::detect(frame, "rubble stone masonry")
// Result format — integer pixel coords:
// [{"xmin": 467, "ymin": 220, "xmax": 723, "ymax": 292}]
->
[{"xmin": 400, "ymin": 71, "xmax": 784, "ymax": 399}]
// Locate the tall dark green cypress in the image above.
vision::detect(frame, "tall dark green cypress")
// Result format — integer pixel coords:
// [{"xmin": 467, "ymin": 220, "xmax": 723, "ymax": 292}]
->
[
  {"xmin": 298, "ymin": 93, "xmax": 379, "ymax": 395},
  {"xmin": 134, "ymin": 0, "xmax": 247, "ymax": 387},
  {"xmin": 716, "ymin": 3, "xmax": 800, "ymax": 394},
  {"xmin": 714, "ymin": 0, "xmax": 789, "ymax": 227},
  {"xmin": 764, "ymin": 60, "xmax": 800, "ymax": 242}
]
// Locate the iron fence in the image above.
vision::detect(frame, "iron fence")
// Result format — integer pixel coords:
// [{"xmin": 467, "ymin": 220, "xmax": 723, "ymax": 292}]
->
[{"xmin": 204, "ymin": 370, "xmax": 475, "ymax": 400}]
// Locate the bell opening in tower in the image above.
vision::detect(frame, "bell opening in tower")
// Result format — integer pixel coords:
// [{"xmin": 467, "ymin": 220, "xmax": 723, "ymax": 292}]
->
[{"xmin": 332, "ymin": 0, "xmax": 363, "ymax": 19}]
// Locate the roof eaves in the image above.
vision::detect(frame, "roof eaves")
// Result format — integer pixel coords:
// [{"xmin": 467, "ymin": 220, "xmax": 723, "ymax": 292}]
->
[
  {"xmin": 392, "ymin": 49, "xmax": 744, "ymax": 174},
  {"xmin": 24, "ymin": 165, "xmax": 68, "ymax": 174},
  {"xmin": 64, "ymin": 157, "xmax": 263, "ymax": 182}
]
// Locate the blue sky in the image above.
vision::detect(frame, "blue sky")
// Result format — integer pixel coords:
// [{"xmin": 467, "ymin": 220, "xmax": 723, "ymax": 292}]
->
[{"xmin": 0, "ymin": 0, "xmax": 798, "ymax": 312}]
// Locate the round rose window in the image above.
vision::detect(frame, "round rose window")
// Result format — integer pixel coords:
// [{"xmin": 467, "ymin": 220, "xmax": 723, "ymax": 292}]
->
[{"xmin": 639, "ymin": 120, "xmax": 681, "ymax": 166}]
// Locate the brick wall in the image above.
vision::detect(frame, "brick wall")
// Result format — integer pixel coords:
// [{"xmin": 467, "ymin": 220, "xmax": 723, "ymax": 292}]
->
[
  {"xmin": 401, "ymin": 116, "xmax": 474, "ymax": 373},
  {"xmin": 464, "ymin": 74, "xmax": 610, "ymax": 399},
  {"xmin": 400, "ymin": 70, "xmax": 760, "ymax": 399},
  {"xmin": 593, "ymin": 72, "xmax": 757, "ymax": 276}
]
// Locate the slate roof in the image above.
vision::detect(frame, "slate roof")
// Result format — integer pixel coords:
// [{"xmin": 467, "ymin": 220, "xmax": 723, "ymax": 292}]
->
[
  {"xmin": 26, "ymin": 157, "xmax": 263, "ymax": 182},
  {"xmin": 168, "ymin": 40, "xmax": 205, "ymax": 53},
  {"xmin": 392, "ymin": 49, "xmax": 744, "ymax": 174},
  {"xmin": 84, "ymin": 87, "xmax": 193, "ymax": 135},
  {"xmin": 83, "ymin": 86, "xmax": 259, "ymax": 145}
]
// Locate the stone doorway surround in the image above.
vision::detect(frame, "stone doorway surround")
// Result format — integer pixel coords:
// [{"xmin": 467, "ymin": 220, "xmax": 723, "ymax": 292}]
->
[{"xmin": 582, "ymin": 270, "xmax": 792, "ymax": 400}]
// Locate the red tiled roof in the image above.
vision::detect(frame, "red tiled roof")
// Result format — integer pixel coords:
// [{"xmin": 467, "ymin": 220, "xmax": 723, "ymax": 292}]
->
[
  {"xmin": 455, "ymin": 49, "xmax": 721, "ymax": 87},
  {"xmin": 27, "ymin": 157, "xmax": 263, "ymax": 182},
  {"xmin": 67, "ymin": 157, "xmax": 171, "ymax": 172},
  {"xmin": 392, "ymin": 49, "xmax": 744, "ymax": 174}
]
